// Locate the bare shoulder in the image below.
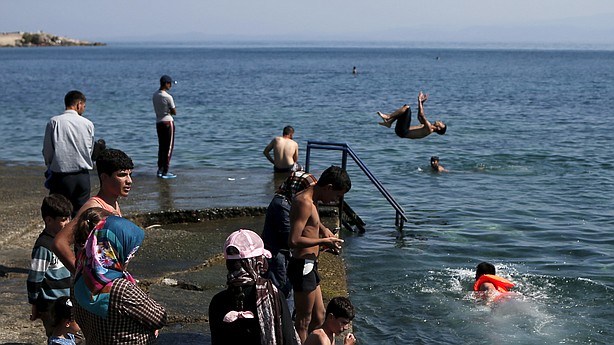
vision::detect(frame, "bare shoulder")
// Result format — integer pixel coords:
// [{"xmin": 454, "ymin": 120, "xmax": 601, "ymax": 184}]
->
[
  {"xmin": 75, "ymin": 198, "xmax": 102, "ymax": 218},
  {"xmin": 303, "ymin": 329, "xmax": 330, "ymax": 345}
]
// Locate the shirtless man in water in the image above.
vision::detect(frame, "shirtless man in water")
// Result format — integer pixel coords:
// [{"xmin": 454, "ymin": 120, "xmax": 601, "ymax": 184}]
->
[
  {"xmin": 263, "ymin": 125, "xmax": 300, "ymax": 173},
  {"xmin": 377, "ymin": 91, "xmax": 446, "ymax": 139},
  {"xmin": 288, "ymin": 166, "xmax": 351, "ymax": 343},
  {"xmin": 52, "ymin": 148, "xmax": 134, "ymax": 273}
]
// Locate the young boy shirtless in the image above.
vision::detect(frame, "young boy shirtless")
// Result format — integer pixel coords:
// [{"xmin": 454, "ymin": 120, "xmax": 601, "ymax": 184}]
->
[
  {"xmin": 288, "ymin": 166, "xmax": 351, "ymax": 343},
  {"xmin": 304, "ymin": 297, "xmax": 357, "ymax": 345}
]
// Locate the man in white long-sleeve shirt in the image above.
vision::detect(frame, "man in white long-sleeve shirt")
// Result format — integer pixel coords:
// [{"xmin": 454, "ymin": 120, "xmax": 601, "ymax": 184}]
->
[
  {"xmin": 42, "ymin": 90, "xmax": 95, "ymax": 214},
  {"xmin": 153, "ymin": 75, "xmax": 177, "ymax": 179}
]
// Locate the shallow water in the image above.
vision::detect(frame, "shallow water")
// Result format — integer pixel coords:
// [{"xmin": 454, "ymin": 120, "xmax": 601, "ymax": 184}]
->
[{"xmin": 1, "ymin": 44, "xmax": 613, "ymax": 344}]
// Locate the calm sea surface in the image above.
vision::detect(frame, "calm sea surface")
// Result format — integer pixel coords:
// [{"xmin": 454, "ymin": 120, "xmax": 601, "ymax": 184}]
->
[{"xmin": 1, "ymin": 43, "xmax": 614, "ymax": 344}]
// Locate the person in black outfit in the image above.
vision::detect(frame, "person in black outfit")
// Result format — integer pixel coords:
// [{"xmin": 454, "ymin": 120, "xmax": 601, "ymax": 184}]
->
[{"xmin": 209, "ymin": 229, "xmax": 299, "ymax": 345}]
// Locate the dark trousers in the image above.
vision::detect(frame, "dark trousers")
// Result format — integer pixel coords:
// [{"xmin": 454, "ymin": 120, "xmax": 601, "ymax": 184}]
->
[
  {"xmin": 156, "ymin": 121, "xmax": 175, "ymax": 173},
  {"xmin": 48, "ymin": 170, "xmax": 90, "ymax": 215}
]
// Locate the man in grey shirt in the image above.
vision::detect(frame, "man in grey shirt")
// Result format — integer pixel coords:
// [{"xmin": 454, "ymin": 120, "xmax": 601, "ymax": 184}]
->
[{"xmin": 43, "ymin": 90, "xmax": 95, "ymax": 214}]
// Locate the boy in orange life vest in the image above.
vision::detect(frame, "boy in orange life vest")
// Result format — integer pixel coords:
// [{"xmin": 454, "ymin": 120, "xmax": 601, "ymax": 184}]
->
[{"xmin": 474, "ymin": 262, "xmax": 515, "ymax": 297}]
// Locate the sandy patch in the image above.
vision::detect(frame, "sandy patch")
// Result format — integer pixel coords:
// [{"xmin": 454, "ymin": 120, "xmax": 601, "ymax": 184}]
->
[{"xmin": 0, "ymin": 33, "xmax": 21, "ymax": 47}]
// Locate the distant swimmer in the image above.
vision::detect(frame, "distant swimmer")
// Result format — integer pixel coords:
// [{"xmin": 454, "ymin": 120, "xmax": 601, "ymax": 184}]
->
[
  {"xmin": 430, "ymin": 156, "xmax": 447, "ymax": 173},
  {"xmin": 352, "ymin": 66, "xmax": 357, "ymax": 75},
  {"xmin": 377, "ymin": 91, "xmax": 446, "ymax": 140}
]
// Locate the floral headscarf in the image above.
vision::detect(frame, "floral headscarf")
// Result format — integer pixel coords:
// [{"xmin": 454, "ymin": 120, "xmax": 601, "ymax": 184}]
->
[{"xmin": 74, "ymin": 216, "xmax": 145, "ymax": 318}]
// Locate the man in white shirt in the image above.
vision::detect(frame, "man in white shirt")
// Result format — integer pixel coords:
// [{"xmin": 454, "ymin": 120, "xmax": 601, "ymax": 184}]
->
[
  {"xmin": 42, "ymin": 90, "xmax": 95, "ymax": 214},
  {"xmin": 152, "ymin": 75, "xmax": 177, "ymax": 179}
]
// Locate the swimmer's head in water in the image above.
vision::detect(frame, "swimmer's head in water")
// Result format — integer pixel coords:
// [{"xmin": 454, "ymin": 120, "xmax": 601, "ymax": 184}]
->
[
  {"xmin": 476, "ymin": 262, "xmax": 496, "ymax": 280},
  {"xmin": 430, "ymin": 156, "xmax": 440, "ymax": 170}
]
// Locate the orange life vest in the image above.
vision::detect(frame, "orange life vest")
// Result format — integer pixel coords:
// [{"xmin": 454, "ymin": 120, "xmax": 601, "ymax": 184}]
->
[{"xmin": 473, "ymin": 274, "xmax": 514, "ymax": 293}]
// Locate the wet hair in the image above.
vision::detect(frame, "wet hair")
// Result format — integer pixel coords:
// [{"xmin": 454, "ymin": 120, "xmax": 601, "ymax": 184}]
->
[
  {"xmin": 435, "ymin": 122, "xmax": 447, "ymax": 135},
  {"xmin": 316, "ymin": 166, "xmax": 352, "ymax": 192},
  {"xmin": 64, "ymin": 90, "xmax": 86, "ymax": 108},
  {"xmin": 476, "ymin": 262, "xmax": 496, "ymax": 280},
  {"xmin": 326, "ymin": 296, "xmax": 355, "ymax": 320},
  {"xmin": 50, "ymin": 296, "xmax": 73, "ymax": 327},
  {"xmin": 74, "ymin": 207, "xmax": 113, "ymax": 248},
  {"xmin": 41, "ymin": 194, "xmax": 73, "ymax": 220},
  {"xmin": 282, "ymin": 126, "xmax": 294, "ymax": 136},
  {"xmin": 430, "ymin": 156, "xmax": 439, "ymax": 162},
  {"xmin": 95, "ymin": 148, "xmax": 134, "ymax": 178}
]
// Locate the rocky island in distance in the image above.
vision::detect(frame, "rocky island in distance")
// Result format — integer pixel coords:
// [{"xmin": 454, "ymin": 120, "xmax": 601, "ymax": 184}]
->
[{"xmin": 0, "ymin": 31, "xmax": 105, "ymax": 47}]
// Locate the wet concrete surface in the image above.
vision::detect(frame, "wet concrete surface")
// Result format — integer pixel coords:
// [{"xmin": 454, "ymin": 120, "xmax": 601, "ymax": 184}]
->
[{"xmin": 0, "ymin": 164, "xmax": 347, "ymax": 345}]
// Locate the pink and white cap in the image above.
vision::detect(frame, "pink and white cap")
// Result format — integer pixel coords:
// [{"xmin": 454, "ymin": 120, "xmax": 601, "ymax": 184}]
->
[{"xmin": 223, "ymin": 229, "xmax": 272, "ymax": 260}]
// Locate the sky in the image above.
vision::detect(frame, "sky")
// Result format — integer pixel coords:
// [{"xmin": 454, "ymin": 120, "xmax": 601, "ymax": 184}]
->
[{"xmin": 2, "ymin": 0, "xmax": 614, "ymax": 45}]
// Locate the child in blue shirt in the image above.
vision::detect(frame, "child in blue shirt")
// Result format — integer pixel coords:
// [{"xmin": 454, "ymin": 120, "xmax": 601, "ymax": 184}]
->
[{"xmin": 47, "ymin": 296, "xmax": 80, "ymax": 345}]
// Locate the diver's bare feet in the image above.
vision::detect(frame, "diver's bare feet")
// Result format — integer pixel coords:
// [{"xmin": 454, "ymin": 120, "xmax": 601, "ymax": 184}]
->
[
  {"xmin": 376, "ymin": 111, "xmax": 392, "ymax": 127},
  {"xmin": 377, "ymin": 111, "xmax": 390, "ymax": 120}
]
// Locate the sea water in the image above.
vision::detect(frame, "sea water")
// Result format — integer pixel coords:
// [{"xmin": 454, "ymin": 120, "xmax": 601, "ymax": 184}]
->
[{"xmin": 1, "ymin": 43, "xmax": 613, "ymax": 344}]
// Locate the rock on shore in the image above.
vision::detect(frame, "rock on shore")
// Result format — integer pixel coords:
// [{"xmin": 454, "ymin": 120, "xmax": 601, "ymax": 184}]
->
[{"xmin": 0, "ymin": 31, "xmax": 105, "ymax": 47}]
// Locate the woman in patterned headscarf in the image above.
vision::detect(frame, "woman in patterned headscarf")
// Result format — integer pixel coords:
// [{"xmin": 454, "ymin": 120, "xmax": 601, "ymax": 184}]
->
[
  {"xmin": 73, "ymin": 216, "xmax": 167, "ymax": 345},
  {"xmin": 209, "ymin": 229, "xmax": 300, "ymax": 345}
]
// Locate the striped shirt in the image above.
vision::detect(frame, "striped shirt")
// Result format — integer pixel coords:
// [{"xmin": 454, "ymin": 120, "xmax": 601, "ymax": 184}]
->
[
  {"xmin": 75, "ymin": 278, "xmax": 167, "ymax": 345},
  {"xmin": 27, "ymin": 230, "xmax": 72, "ymax": 310}
]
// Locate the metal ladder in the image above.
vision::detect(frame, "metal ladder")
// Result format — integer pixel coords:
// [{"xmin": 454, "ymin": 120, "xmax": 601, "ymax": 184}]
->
[{"xmin": 305, "ymin": 141, "xmax": 408, "ymax": 231}]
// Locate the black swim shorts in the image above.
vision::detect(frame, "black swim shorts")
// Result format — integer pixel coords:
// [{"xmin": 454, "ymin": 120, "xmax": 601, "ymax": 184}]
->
[
  {"xmin": 287, "ymin": 254, "xmax": 320, "ymax": 293},
  {"xmin": 394, "ymin": 107, "xmax": 412, "ymax": 138}
]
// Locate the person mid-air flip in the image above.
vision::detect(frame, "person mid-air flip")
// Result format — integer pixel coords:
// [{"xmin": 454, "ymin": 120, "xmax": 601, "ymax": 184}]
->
[{"xmin": 377, "ymin": 91, "xmax": 446, "ymax": 139}]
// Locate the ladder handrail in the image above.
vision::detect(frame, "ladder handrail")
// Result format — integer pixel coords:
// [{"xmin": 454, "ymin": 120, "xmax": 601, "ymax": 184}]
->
[{"xmin": 305, "ymin": 141, "xmax": 407, "ymax": 229}]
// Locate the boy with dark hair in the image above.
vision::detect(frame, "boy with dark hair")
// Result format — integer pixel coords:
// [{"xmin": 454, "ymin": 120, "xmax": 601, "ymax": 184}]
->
[
  {"xmin": 315, "ymin": 166, "xmax": 352, "ymax": 191},
  {"xmin": 262, "ymin": 171, "xmax": 319, "ymax": 308},
  {"xmin": 288, "ymin": 165, "xmax": 351, "ymax": 343},
  {"xmin": 430, "ymin": 156, "xmax": 447, "ymax": 173},
  {"xmin": 27, "ymin": 194, "xmax": 73, "ymax": 337},
  {"xmin": 303, "ymin": 297, "xmax": 357, "ymax": 345},
  {"xmin": 94, "ymin": 148, "xmax": 134, "ymax": 178},
  {"xmin": 52, "ymin": 148, "xmax": 134, "ymax": 273},
  {"xmin": 474, "ymin": 261, "xmax": 515, "ymax": 297}
]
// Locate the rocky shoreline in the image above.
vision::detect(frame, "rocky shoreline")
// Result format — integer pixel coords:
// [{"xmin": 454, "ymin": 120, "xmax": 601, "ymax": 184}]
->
[{"xmin": 0, "ymin": 31, "xmax": 105, "ymax": 47}]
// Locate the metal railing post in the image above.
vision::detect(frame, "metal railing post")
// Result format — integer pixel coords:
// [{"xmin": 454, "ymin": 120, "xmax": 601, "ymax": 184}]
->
[
  {"xmin": 305, "ymin": 141, "xmax": 407, "ymax": 231},
  {"xmin": 305, "ymin": 145, "xmax": 312, "ymax": 173}
]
